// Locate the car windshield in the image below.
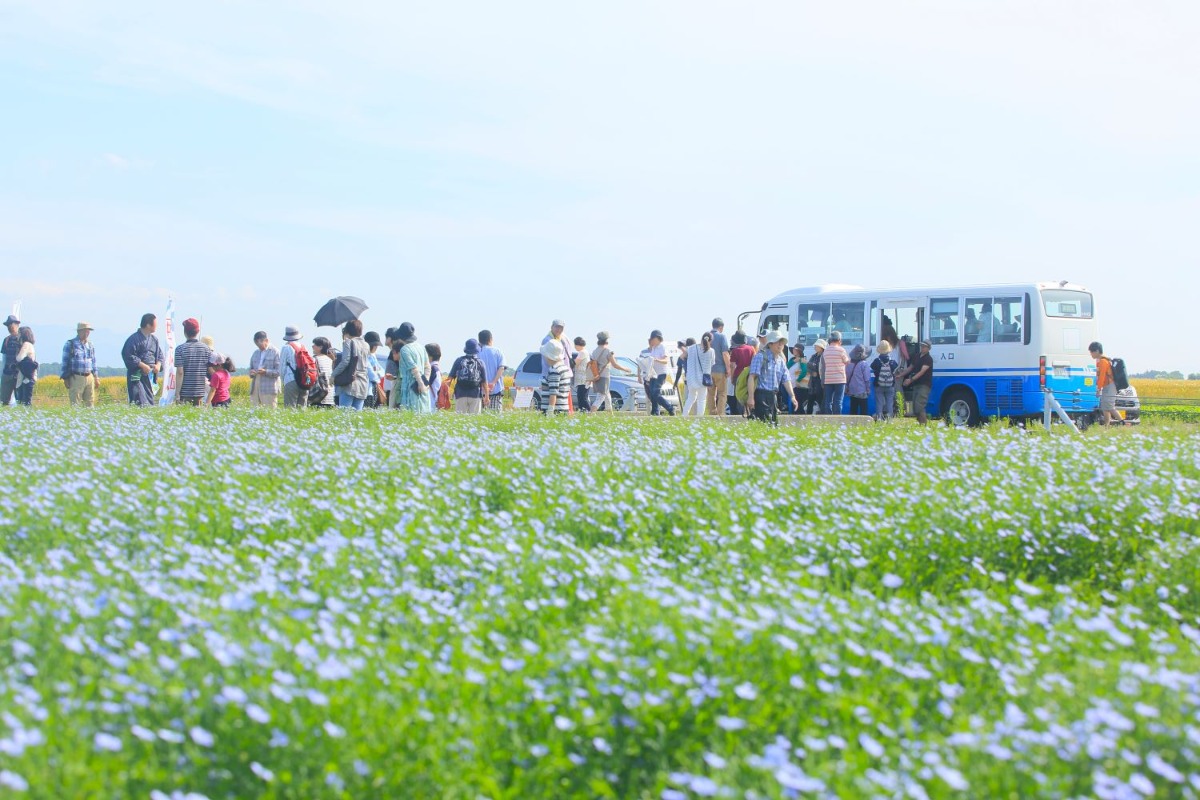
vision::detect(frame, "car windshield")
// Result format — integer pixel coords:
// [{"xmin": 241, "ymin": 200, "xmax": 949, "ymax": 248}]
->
[{"xmin": 616, "ymin": 357, "xmax": 637, "ymax": 373}]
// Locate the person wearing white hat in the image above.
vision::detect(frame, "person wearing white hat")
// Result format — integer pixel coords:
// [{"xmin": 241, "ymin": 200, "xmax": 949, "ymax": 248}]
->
[
  {"xmin": 279, "ymin": 325, "xmax": 309, "ymax": 408},
  {"xmin": 746, "ymin": 330, "xmax": 796, "ymax": 424},
  {"xmin": 60, "ymin": 322, "xmax": 99, "ymax": 407}
]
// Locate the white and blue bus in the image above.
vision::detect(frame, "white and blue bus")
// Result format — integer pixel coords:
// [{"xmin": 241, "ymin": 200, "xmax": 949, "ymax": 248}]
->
[{"xmin": 742, "ymin": 281, "xmax": 1101, "ymax": 424}]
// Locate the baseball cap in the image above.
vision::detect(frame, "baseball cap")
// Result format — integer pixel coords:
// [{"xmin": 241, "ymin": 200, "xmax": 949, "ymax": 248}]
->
[{"xmin": 649, "ymin": 329, "xmax": 664, "ymax": 340}]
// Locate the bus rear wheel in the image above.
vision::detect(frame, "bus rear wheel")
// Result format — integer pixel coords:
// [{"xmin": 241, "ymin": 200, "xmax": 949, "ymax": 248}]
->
[{"xmin": 942, "ymin": 388, "xmax": 980, "ymax": 427}]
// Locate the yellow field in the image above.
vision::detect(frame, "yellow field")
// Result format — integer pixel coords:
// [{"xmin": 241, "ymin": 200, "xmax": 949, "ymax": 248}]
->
[
  {"xmin": 33, "ymin": 375, "xmax": 255, "ymax": 406},
  {"xmin": 1130, "ymin": 379, "xmax": 1200, "ymax": 400},
  {"xmin": 31, "ymin": 374, "xmax": 518, "ymax": 407}
]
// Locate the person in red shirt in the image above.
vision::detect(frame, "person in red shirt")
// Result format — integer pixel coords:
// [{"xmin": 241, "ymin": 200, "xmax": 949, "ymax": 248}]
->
[
  {"xmin": 727, "ymin": 331, "xmax": 757, "ymax": 415},
  {"xmin": 206, "ymin": 354, "xmax": 235, "ymax": 407}
]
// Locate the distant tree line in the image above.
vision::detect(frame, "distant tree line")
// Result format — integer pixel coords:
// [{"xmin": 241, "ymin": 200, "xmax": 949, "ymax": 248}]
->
[
  {"xmin": 1131, "ymin": 369, "xmax": 1200, "ymax": 380},
  {"xmin": 36, "ymin": 363, "xmax": 127, "ymax": 379}
]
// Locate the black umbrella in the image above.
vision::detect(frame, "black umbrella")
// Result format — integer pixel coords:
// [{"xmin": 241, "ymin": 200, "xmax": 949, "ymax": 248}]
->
[{"xmin": 313, "ymin": 296, "xmax": 369, "ymax": 328}]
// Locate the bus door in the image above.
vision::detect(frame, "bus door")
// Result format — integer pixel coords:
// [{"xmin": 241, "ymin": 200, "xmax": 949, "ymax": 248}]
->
[{"xmin": 872, "ymin": 298, "xmax": 926, "ymax": 416}]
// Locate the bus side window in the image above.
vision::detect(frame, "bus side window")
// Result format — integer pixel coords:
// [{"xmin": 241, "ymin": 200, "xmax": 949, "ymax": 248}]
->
[
  {"xmin": 796, "ymin": 303, "xmax": 829, "ymax": 346},
  {"xmin": 930, "ymin": 298, "xmax": 960, "ymax": 345},
  {"xmin": 965, "ymin": 298, "xmax": 993, "ymax": 343},
  {"xmin": 832, "ymin": 302, "xmax": 865, "ymax": 347},
  {"xmin": 994, "ymin": 297, "xmax": 1022, "ymax": 342}
]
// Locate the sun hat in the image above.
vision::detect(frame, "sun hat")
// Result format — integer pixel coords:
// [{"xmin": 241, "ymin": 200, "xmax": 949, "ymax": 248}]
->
[
  {"xmin": 76, "ymin": 321, "xmax": 94, "ymax": 332},
  {"xmin": 766, "ymin": 331, "xmax": 787, "ymax": 345},
  {"xmin": 364, "ymin": 331, "xmax": 380, "ymax": 347},
  {"xmin": 396, "ymin": 322, "xmax": 416, "ymax": 343},
  {"xmin": 877, "ymin": 341, "xmax": 892, "ymax": 355},
  {"xmin": 3, "ymin": 315, "xmax": 18, "ymax": 326},
  {"xmin": 551, "ymin": 319, "xmax": 566, "ymax": 329},
  {"xmin": 283, "ymin": 325, "xmax": 304, "ymax": 342},
  {"xmin": 920, "ymin": 339, "xmax": 933, "ymax": 349},
  {"xmin": 597, "ymin": 331, "xmax": 610, "ymax": 344},
  {"xmin": 540, "ymin": 340, "xmax": 562, "ymax": 362},
  {"xmin": 649, "ymin": 329, "xmax": 664, "ymax": 341},
  {"xmin": 814, "ymin": 338, "xmax": 828, "ymax": 349},
  {"xmin": 464, "ymin": 338, "xmax": 480, "ymax": 355}
]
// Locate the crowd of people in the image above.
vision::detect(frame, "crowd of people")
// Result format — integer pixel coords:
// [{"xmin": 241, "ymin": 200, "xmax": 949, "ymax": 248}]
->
[{"xmin": 1, "ymin": 310, "xmax": 950, "ymax": 424}]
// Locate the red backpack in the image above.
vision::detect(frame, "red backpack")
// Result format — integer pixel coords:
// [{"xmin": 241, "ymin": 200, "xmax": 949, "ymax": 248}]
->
[{"xmin": 288, "ymin": 342, "xmax": 320, "ymax": 390}]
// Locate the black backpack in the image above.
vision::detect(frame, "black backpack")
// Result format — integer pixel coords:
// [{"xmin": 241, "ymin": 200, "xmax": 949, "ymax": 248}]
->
[
  {"xmin": 456, "ymin": 355, "xmax": 485, "ymax": 389},
  {"xmin": 1109, "ymin": 357, "xmax": 1129, "ymax": 391},
  {"xmin": 308, "ymin": 366, "xmax": 330, "ymax": 404}
]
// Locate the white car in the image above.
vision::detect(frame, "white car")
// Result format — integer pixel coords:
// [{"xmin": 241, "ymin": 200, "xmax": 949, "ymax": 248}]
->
[{"xmin": 1114, "ymin": 385, "xmax": 1140, "ymax": 424}]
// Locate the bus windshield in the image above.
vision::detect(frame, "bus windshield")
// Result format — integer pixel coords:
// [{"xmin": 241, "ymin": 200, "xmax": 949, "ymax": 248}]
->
[{"xmin": 1042, "ymin": 290, "xmax": 1093, "ymax": 319}]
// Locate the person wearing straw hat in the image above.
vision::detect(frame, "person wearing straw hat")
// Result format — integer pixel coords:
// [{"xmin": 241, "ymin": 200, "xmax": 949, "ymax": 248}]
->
[
  {"xmin": 60, "ymin": 322, "xmax": 100, "ymax": 407},
  {"xmin": 280, "ymin": 325, "xmax": 310, "ymax": 408}
]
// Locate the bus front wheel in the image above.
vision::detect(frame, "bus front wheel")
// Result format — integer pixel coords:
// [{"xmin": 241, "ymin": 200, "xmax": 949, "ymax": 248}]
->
[{"xmin": 942, "ymin": 388, "xmax": 980, "ymax": 427}]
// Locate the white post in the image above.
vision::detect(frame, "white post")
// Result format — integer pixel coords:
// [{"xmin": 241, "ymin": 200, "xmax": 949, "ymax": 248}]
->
[{"xmin": 1043, "ymin": 388, "xmax": 1080, "ymax": 433}]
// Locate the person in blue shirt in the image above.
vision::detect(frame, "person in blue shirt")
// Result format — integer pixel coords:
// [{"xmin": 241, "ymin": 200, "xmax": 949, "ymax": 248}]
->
[
  {"xmin": 364, "ymin": 330, "xmax": 384, "ymax": 407},
  {"xmin": 60, "ymin": 322, "xmax": 99, "ymax": 407},
  {"xmin": 746, "ymin": 331, "xmax": 796, "ymax": 424},
  {"xmin": 477, "ymin": 329, "xmax": 506, "ymax": 411}
]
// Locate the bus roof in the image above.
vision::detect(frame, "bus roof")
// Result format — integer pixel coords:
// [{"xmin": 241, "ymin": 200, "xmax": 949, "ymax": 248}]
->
[{"xmin": 766, "ymin": 280, "xmax": 1089, "ymax": 303}]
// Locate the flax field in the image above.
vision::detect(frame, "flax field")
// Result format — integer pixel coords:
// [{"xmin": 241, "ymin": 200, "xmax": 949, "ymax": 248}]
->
[{"xmin": 0, "ymin": 409, "xmax": 1198, "ymax": 799}]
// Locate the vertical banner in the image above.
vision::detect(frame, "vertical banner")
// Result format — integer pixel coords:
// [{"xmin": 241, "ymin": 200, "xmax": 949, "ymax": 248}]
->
[{"xmin": 159, "ymin": 298, "xmax": 177, "ymax": 406}]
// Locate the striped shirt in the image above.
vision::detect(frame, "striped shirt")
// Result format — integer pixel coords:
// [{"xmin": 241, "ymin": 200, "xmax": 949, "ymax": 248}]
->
[
  {"xmin": 175, "ymin": 339, "xmax": 213, "ymax": 399},
  {"xmin": 748, "ymin": 351, "xmax": 790, "ymax": 392},
  {"xmin": 820, "ymin": 344, "xmax": 850, "ymax": 385}
]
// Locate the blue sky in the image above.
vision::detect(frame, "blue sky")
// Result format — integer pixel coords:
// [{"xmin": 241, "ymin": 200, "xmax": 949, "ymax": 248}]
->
[{"xmin": 2, "ymin": 1, "xmax": 1197, "ymax": 370}]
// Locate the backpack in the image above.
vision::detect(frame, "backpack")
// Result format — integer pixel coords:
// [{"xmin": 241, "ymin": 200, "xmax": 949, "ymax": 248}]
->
[
  {"xmin": 437, "ymin": 379, "xmax": 452, "ymax": 410},
  {"xmin": 873, "ymin": 356, "xmax": 896, "ymax": 389},
  {"xmin": 1109, "ymin": 357, "xmax": 1130, "ymax": 391},
  {"xmin": 288, "ymin": 343, "xmax": 319, "ymax": 390},
  {"xmin": 456, "ymin": 355, "xmax": 485, "ymax": 389},
  {"xmin": 735, "ymin": 367, "xmax": 750, "ymax": 405}
]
